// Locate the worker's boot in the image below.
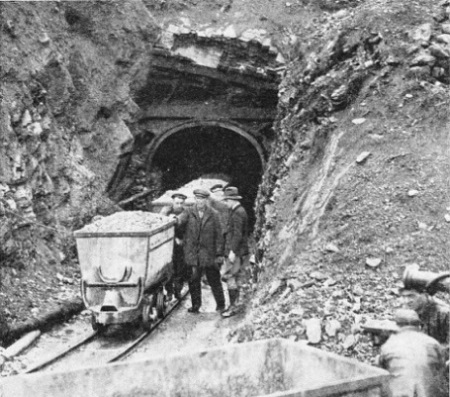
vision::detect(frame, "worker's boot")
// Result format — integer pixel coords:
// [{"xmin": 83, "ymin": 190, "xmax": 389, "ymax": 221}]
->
[
  {"xmin": 174, "ymin": 279, "xmax": 183, "ymax": 300},
  {"xmin": 221, "ymin": 289, "xmax": 239, "ymax": 318}
]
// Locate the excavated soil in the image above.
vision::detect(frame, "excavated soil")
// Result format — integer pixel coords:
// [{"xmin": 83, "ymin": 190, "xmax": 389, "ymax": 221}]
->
[{"xmin": 77, "ymin": 211, "xmax": 170, "ymax": 234}]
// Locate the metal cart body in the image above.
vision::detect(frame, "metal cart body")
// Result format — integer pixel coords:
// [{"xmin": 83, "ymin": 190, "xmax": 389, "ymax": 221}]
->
[{"xmin": 74, "ymin": 219, "xmax": 175, "ymax": 328}]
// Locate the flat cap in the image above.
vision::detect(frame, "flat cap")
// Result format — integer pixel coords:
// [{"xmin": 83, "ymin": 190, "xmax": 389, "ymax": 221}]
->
[
  {"xmin": 394, "ymin": 309, "xmax": 421, "ymax": 326},
  {"xmin": 223, "ymin": 186, "xmax": 242, "ymax": 200},
  {"xmin": 193, "ymin": 188, "xmax": 210, "ymax": 198},
  {"xmin": 171, "ymin": 192, "xmax": 187, "ymax": 200},
  {"xmin": 210, "ymin": 184, "xmax": 224, "ymax": 193}
]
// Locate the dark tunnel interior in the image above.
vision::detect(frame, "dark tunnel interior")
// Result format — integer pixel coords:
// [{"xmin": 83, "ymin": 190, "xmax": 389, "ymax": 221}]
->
[{"xmin": 151, "ymin": 126, "xmax": 264, "ymax": 228}]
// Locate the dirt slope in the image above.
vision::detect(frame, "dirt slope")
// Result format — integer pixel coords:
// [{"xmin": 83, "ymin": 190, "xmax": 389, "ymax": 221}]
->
[{"xmin": 235, "ymin": 0, "xmax": 450, "ymax": 362}]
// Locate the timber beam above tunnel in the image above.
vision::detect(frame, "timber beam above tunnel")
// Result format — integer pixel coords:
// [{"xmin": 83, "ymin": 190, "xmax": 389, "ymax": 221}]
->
[
  {"xmin": 141, "ymin": 104, "xmax": 276, "ymax": 121},
  {"xmin": 150, "ymin": 50, "xmax": 280, "ymax": 91}
]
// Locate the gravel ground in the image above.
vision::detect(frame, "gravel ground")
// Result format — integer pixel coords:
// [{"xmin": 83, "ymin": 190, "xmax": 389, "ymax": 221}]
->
[{"xmin": 1, "ymin": 284, "xmax": 238, "ymax": 377}]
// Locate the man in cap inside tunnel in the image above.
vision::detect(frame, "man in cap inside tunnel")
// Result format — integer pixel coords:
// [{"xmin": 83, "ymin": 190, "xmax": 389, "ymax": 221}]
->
[
  {"xmin": 220, "ymin": 186, "xmax": 249, "ymax": 318},
  {"xmin": 177, "ymin": 188, "xmax": 225, "ymax": 313},
  {"xmin": 378, "ymin": 308, "xmax": 447, "ymax": 397}
]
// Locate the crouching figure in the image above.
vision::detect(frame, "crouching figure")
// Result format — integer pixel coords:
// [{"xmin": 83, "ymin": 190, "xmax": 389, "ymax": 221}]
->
[{"xmin": 379, "ymin": 309, "xmax": 448, "ymax": 397}]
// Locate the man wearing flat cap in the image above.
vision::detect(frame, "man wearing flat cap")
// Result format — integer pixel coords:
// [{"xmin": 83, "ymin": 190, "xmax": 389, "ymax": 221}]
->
[
  {"xmin": 177, "ymin": 188, "xmax": 225, "ymax": 313},
  {"xmin": 160, "ymin": 192, "xmax": 188, "ymax": 301},
  {"xmin": 209, "ymin": 184, "xmax": 231, "ymax": 246},
  {"xmin": 220, "ymin": 186, "xmax": 249, "ymax": 318},
  {"xmin": 379, "ymin": 309, "xmax": 447, "ymax": 397}
]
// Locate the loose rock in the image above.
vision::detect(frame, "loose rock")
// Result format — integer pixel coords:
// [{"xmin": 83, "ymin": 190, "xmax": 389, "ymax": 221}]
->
[
  {"xmin": 342, "ymin": 334, "xmax": 357, "ymax": 349},
  {"xmin": 407, "ymin": 66, "xmax": 431, "ymax": 78},
  {"xmin": 268, "ymin": 279, "xmax": 283, "ymax": 296},
  {"xmin": 429, "ymin": 43, "xmax": 450, "ymax": 59},
  {"xmin": 310, "ymin": 271, "xmax": 328, "ymax": 281},
  {"xmin": 411, "ymin": 23, "xmax": 432, "ymax": 44},
  {"xmin": 352, "ymin": 286, "xmax": 364, "ymax": 296},
  {"xmin": 290, "ymin": 307, "xmax": 304, "ymax": 317},
  {"xmin": 351, "ymin": 118, "xmax": 366, "ymax": 125},
  {"xmin": 324, "ymin": 278, "xmax": 337, "ymax": 287},
  {"xmin": 21, "ymin": 110, "xmax": 32, "ymax": 127},
  {"xmin": 366, "ymin": 257, "xmax": 382, "ymax": 268},
  {"xmin": 39, "ymin": 33, "xmax": 50, "ymax": 44},
  {"xmin": 410, "ymin": 51, "xmax": 436, "ymax": 66},
  {"xmin": 325, "ymin": 319, "xmax": 341, "ymax": 337},
  {"xmin": 287, "ymin": 278, "xmax": 303, "ymax": 291},
  {"xmin": 325, "ymin": 242, "xmax": 340, "ymax": 253},
  {"xmin": 304, "ymin": 318, "xmax": 322, "ymax": 344},
  {"xmin": 356, "ymin": 151, "xmax": 371, "ymax": 164}
]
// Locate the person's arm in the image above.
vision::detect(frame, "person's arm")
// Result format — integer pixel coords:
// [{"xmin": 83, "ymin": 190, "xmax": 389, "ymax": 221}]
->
[
  {"xmin": 177, "ymin": 208, "xmax": 189, "ymax": 227},
  {"xmin": 160, "ymin": 205, "xmax": 172, "ymax": 216},
  {"xmin": 229, "ymin": 208, "xmax": 244, "ymax": 255},
  {"xmin": 214, "ymin": 213, "xmax": 224, "ymax": 258}
]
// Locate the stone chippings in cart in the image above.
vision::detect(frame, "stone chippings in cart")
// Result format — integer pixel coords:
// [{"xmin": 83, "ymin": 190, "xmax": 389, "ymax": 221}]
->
[{"xmin": 78, "ymin": 211, "xmax": 170, "ymax": 234}]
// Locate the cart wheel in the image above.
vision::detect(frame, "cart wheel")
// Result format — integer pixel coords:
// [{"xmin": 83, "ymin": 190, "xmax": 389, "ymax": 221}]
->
[
  {"xmin": 142, "ymin": 303, "xmax": 152, "ymax": 331},
  {"xmin": 91, "ymin": 315, "xmax": 106, "ymax": 333},
  {"xmin": 156, "ymin": 290, "xmax": 166, "ymax": 319}
]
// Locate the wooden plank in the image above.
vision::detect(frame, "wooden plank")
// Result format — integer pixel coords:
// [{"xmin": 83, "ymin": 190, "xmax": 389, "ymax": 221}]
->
[
  {"xmin": 150, "ymin": 53, "xmax": 280, "ymax": 90},
  {"xmin": 116, "ymin": 189, "xmax": 153, "ymax": 207}
]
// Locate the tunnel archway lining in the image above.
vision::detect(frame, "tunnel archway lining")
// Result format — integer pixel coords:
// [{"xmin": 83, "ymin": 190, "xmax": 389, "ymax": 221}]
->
[{"xmin": 146, "ymin": 120, "xmax": 266, "ymax": 170}]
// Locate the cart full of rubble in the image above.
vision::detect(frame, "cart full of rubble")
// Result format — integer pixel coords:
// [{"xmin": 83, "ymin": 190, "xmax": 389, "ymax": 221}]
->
[{"xmin": 74, "ymin": 211, "xmax": 176, "ymax": 331}]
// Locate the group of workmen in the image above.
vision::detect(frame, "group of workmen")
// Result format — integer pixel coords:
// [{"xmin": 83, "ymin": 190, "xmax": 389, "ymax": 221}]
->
[{"xmin": 160, "ymin": 184, "xmax": 248, "ymax": 318}]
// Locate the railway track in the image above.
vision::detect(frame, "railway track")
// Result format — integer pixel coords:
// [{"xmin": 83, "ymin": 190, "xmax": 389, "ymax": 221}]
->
[{"xmin": 23, "ymin": 292, "xmax": 188, "ymax": 374}]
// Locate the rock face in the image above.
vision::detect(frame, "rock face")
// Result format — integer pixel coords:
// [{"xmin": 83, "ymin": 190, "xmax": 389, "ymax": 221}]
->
[
  {"xmin": 235, "ymin": 0, "xmax": 449, "ymax": 364},
  {"xmin": 0, "ymin": 1, "xmax": 158, "ymax": 270}
]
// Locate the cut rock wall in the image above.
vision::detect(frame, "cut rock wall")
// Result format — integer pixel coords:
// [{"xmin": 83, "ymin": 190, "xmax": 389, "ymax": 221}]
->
[{"xmin": 0, "ymin": 1, "xmax": 157, "ymax": 270}]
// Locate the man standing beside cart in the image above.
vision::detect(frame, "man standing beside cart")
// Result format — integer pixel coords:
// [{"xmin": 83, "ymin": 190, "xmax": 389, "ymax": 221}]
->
[
  {"xmin": 178, "ymin": 188, "xmax": 226, "ymax": 313},
  {"xmin": 220, "ymin": 186, "xmax": 249, "ymax": 318},
  {"xmin": 160, "ymin": 192, "xmax": 188, "ymax": 301},
  {"xmin": 209, "ymin": 184, "xmax": 230, "ymax": 240}
]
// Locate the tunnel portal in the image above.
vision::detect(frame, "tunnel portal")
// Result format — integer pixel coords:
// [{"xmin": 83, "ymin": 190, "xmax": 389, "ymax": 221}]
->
[
  {"xmin": 150, "ymin": 124, "xmax": 264, "ymax": 227},
  {"xmin": 108, "ymin": 25, "xmax": 283, "ymax": 228}
]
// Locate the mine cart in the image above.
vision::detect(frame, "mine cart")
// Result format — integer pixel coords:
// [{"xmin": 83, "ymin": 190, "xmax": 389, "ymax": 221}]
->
[{"xmin": 74, "ymin": 211, "xmax": 176, "ymax": 331}]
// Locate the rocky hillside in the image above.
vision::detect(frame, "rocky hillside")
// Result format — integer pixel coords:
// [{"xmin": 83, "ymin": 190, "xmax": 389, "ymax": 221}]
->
[
  {"xmin": 0, "ymin": 1, "xmax": 158, "ymax": 337},
  {"xmin": 237, "ymin": 0, "xmax": 450, "ymax": 362}
]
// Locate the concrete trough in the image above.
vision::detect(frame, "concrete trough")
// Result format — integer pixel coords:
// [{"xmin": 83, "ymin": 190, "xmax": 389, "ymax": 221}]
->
[{"xmin": 0, "ymin": 338, "xmax": 390, "ymax": 397}]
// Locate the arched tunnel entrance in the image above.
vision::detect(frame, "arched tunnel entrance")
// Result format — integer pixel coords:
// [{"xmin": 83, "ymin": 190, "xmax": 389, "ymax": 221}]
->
[{"xmin": 149, "ymin": 123, "xmax": 265, "ymax": 228}]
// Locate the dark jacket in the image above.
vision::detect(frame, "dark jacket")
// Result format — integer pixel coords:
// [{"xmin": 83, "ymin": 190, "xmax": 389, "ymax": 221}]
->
[
  {"xmin": 209, "ymin": 198, "xmax": 230, "ymax": 237},
  {"xmin": 160, "ymin": 204, "xmax": 186, "ymax": 240},
  {"xmin": 225, "ymin": 203, "xmax": 249, "ymax": 257},
  {"xmin": 180, "ymin": 205, "xmax": 224, "ymax": 269}
]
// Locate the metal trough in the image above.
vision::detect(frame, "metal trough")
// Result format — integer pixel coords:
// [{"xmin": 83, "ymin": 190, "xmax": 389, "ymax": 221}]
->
[{"xmin": 0, "ymin": 338, "xmax": 390, "ymax": 397}]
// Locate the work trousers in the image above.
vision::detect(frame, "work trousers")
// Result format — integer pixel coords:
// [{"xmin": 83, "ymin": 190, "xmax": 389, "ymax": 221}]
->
[
  {"xmin": 188, "ymin": 266, "xmax": 225, "ymax": 310},
  {"xmin": 166, "ymin": 244, "xmax": 187, "ymax": 298},
  {"xmin": 221, "ymin": 255, "xmax": 249, "ymax": 291}
]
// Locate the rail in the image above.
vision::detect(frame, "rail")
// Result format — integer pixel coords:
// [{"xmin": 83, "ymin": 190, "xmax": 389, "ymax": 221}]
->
[{"xmin": 23, "ymin": 291, "xmax": 188, "ymax": 374}]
